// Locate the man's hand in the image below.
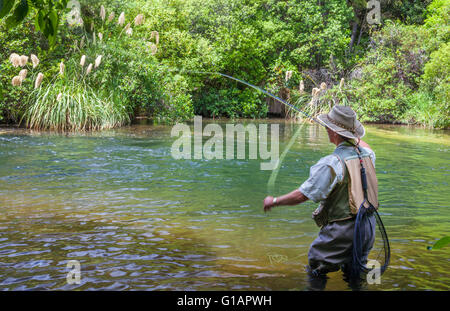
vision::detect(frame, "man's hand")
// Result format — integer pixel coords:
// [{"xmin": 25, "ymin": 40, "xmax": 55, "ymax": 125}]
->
[
  {"xmin": 263, "ymin": 190, "xmax": 309, "ymax": 213},
  {"xmin": 263, "ymin": 196, "xmax": 275, "ymax": 213}
]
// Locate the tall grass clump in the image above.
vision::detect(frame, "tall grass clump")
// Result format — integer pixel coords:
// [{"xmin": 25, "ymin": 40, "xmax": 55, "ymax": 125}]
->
[{"xmin": 24, "ymin": 78, "xmax": 130, "ymax": 131}]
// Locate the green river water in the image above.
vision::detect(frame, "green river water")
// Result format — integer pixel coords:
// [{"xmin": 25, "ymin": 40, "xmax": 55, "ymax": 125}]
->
[{"xmin": 0, "ymin": 120, "xmax": 449, "ymax": 290}]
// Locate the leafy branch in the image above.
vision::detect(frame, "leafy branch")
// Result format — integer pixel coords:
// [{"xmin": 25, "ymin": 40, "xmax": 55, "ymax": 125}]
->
[{"xmin": 0, "ymin": 0, "xmax": 70, "ymax": 47}]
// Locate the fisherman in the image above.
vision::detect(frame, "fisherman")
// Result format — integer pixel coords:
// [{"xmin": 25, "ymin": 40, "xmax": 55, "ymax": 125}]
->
[{"xmin": 263, "ymin": 105, "xmax": 378, "ymax": 290}]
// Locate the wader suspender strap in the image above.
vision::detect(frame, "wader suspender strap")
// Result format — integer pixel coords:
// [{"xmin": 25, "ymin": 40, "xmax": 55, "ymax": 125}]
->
[{"xmin": 355, "ymin": 146, "xmax": 369, "ymax": 201}]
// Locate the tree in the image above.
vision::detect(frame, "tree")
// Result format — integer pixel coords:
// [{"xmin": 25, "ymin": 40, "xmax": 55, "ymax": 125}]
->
[{"xmin": 0, "ymin": 0, "xmax": 69, "ymax": 47}]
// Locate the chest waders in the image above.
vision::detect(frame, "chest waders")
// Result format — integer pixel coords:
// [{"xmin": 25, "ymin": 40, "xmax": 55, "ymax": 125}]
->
[{"xmin": 351, "ymin": 145, "xmax": 391, "ymax": 279}]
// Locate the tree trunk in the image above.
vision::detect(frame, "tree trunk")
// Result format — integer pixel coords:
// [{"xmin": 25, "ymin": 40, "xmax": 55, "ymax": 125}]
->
[{"xmin": 349, "ymin": 20, "xmax": 358, "ymax": 52}]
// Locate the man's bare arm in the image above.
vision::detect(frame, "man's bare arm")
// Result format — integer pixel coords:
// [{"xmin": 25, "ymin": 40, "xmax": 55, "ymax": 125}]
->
[{"xmin": 263, "ymin": 189, "xmax": 309, "ymax": 212}]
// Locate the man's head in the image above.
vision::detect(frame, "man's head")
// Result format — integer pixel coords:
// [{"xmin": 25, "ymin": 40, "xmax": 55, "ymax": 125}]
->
[
  {"xmin": 317, "ymin": 105, "xmax": 365, "ymax": 145},
  {"xmin": 325, "ymin": 127, "xmax": 349, "ymax": 145}
]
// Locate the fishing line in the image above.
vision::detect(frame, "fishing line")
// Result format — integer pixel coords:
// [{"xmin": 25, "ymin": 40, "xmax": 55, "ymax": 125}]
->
[
  {"xmin": 176, "ymin": 70, "xmax": 316, "ymax": 194},
  {"xmin": 176, "ymin": 70, "xmax": 320, "ymax": 124},
  {"xmin": 267, "ymin": 122, "xmax": 306, "ymax": 195}
]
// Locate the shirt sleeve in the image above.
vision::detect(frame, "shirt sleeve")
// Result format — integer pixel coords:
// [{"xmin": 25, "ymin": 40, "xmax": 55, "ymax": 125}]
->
[{"xmin": 299, "ymin": 154, "xmax": 344, "ymax": 203}]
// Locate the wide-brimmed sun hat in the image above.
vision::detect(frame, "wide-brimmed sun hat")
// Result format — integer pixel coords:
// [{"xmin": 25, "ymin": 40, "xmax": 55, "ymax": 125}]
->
[{"xmin": 317, "ymin": 105, "xmax": 365, "ymax": 140}]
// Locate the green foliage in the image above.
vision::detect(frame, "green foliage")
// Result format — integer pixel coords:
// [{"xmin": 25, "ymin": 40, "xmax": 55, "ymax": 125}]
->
[
  {"xmin": 347, "ymin": 0, "xmax": 449, "ymax": 129},
  {"xmin": 424, "ymin": 0, "xmax": 450, "ymax": 43},
  {"xmin": 195, "ymin": 87, "xmax": 267, "ymax": 119},
  {"xmin": 380, "ymin": 0, "xmax": 433, "ymax": 25},
  {"xmin": 0, "ymin": 16, "xmax": 47, "ymax": 123},
  {"xmin": 347, "ymin": 23, "xmax": 427, "ymax": 122},
  {"xmin": 0, "ymin": 0, "xmax": 69, "ymax": 47},
  {"xmin": 419, "ymin": 42, "xmax": 450, "ymax": 127},
  {"xmin": 427, "ymin": 236, "xmax": 450, "ymax": 250}
]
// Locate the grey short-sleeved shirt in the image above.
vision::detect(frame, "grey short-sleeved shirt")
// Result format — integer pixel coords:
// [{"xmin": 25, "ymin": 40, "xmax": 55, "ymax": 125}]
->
[{"xmin": 299, "ymin": 143, "xmax": 376, "ymax": 203}]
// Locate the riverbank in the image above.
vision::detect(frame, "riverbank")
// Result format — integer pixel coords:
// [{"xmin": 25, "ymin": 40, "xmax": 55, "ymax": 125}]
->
[{"xmin": 2, "ymin": 116, "xmax": 449, "ymax": 133}]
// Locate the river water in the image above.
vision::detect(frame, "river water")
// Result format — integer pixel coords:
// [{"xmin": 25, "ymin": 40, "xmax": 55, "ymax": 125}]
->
[{"xmin": 0, "ymin": 120, "xmax": 449, "ymax": 290}]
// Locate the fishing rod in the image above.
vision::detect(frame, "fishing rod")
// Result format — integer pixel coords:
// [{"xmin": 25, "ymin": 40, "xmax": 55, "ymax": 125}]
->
[{"xmin": 178, "ymin": 70, "xmax": 320, "ymax": 124}]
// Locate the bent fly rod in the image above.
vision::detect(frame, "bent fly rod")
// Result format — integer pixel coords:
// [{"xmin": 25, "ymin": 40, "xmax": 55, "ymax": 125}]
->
[{"xmin": 178, "ymin": 70, "xmax": 320, "ymax": 124}]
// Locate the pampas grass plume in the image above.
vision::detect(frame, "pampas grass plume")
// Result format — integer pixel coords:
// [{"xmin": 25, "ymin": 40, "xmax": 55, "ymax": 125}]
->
[
  {"xmin": 9, "ymin": 53, "xmax": 20, "ymax": 67},
  {"xmin": 31, "ymin": 54, "xmax": 39, "ymax": 68},
  {"xmin": 118, "ymin": 12, "xmax": 125, "ymax": 26},
  {"xmin": 86, "ymin": 63, "xmax": 93, "ymax": 75},
  {"xmin": 151, "ymin": 31, "xmax": 159, "ymax": 45},
  {"xmin": 100, "ymin": 5, "xmax": 106, "ymax": 21},
  {"xmin": 19, "ymin": 55, "xmax": 28, "ymax": 67},
  {"xmin": 80, "ymin": 55, "xmax": 86, "ymax": 67},
  {"xmin": 312, "ymin": 87, "xmax": 320, "ymax": 97},
  {"xmin": 134, "ymin": 14, "xmax": 144, "ymax": 26},
  {"xmin": 12, "ymin": 76, "xmax": 22, "ymax": 86},
  {"xmin": 285, "ymin": 70, "xmax": 293, "ymax": 82},
  {"xmin": 95, "ymin": 55, "xmax": 102, "ymax": 68},
  {"xmin": 150, "ymin": 43, "xmax": 157, "ymax": 55},
  {"xmin": 35, "ymin": 73, "xmax": 44, "ymax": 89},
  {"xmin": 19, "ymin": 69, "xmax": 28, "ymax": 81},
  {"xmin": 108, "ymin": 12, "xmax": 115, "ymax": 22},
  {"xmin": 59, "ymin": 61, "xmax": 65, "ymax": 75}
]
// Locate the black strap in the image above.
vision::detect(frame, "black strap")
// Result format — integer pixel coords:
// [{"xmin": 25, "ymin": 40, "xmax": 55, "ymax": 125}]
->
[{"xmin": 354, "ymin": 146, "xmax": 369, "ymax": 200}]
